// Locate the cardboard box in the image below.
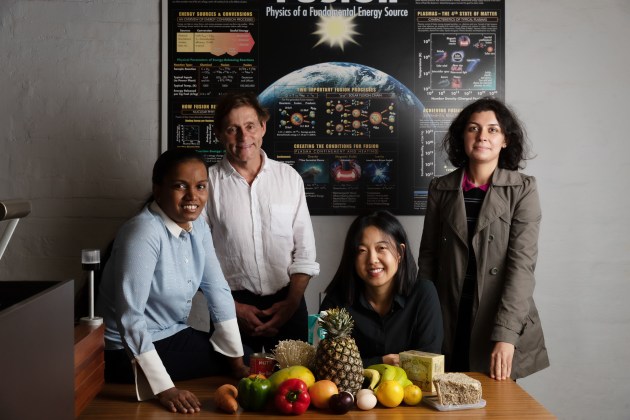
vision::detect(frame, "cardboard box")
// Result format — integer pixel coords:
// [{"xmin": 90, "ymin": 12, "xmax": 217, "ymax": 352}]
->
[{"xmin": 399, "ymin": 350, "xmax": 444, "ymax": 393}]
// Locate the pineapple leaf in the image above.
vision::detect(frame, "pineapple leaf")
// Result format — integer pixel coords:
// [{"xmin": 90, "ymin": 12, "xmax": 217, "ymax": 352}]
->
[{"xmin": 319, "ymin": 307, "xmax": 354, "ymax": 339}]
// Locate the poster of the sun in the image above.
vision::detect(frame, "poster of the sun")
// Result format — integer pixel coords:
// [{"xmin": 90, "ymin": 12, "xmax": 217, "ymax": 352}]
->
[{"xmin": 163, "ymin": 0, "xmax": 505, "ymax": 215}]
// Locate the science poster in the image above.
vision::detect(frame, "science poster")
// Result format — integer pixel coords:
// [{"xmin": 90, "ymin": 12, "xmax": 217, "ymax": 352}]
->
[{"xmin": 163, "ymin": 0, "xmax": 505, "ymax": 215}]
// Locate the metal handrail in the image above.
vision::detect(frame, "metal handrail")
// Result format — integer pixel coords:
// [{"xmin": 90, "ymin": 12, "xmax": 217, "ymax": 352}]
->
[
  {"xmin": 0, "ymin": 200, "xmax": 32, "ymax": 261},
  {"xmin": 1, "ymin": 200, "xmax": 32, "ymax": 221}
]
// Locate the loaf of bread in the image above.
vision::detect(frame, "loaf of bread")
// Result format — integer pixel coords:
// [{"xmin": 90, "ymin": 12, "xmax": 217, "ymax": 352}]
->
[{"xmin": 433, "ymin": 373, "xmax": 482, "ymax": 406}]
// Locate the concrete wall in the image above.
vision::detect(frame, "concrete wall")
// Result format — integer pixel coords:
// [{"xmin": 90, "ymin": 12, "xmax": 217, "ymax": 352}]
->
[
  {"xmin": 0, "ymin": 0, "xmax": 159, "ymax": 283},
  {"xmin": 1, "ymin": 1, "xmax": 629, "ymax": 418}
]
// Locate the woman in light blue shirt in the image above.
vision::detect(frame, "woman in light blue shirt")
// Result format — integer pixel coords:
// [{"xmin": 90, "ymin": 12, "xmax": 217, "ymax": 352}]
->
[{"xmin": 97, "ymin": 149, "xmax": 247, "ymax": 414}]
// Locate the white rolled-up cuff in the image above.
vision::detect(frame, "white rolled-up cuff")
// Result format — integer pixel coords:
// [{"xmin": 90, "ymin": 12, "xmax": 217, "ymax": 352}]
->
[
  {"xmin": 289, "ymin": 262, "xmax": 320, "ymax": 277},
  {"xmin": 133, "ymin": 349, "xmax": 175, "ymax": 401},
  {"xmin": 209, "ymin": 318, "xmax": 244, "ymax": 358}
]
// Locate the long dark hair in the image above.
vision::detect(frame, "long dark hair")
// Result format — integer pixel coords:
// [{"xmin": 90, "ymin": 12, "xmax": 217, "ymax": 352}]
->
[
  {"xmin": 324, "ymin": 210, "xmax": 417, "ymax": 305},
  {"xmin": 443, "ymin": 97, "xmax": 532, "ymax": 170}
]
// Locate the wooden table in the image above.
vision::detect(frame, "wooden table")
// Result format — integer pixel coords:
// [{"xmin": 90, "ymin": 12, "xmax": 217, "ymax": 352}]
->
[
  {"xmin": 74, "ymin": 323, "xmax": 105, "ymax": 417},
  {"xmin": 79, "ymin": 372, "xmax": 555, "ymax": 419}
]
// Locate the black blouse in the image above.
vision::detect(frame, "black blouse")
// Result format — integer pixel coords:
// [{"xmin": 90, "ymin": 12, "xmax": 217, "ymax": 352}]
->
[{"xmin": 320, "ymin": 279, "xmax": 444, "ymax": 367}]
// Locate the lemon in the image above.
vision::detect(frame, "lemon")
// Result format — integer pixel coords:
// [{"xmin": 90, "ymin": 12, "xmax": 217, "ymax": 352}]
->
[
  {"xmin": 375, "ymin": 380, "xmax": 404, "ymax": 408},
  {"xmin": 403, "ymin": 384, "xmax": 422, "ymax": 406}
]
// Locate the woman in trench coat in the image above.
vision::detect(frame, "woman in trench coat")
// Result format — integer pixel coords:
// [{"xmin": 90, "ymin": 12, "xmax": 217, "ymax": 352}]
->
[{"xmin": 418, "ymin": 98, "xmax": 549, "ymax": 380}]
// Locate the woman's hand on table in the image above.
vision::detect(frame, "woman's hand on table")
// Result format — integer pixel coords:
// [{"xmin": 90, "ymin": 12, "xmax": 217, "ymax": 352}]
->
[
  {"xmin": 157, "ymin": 387, "xmax": 201, "ymax": 414},
  {"xmin": 382, "ymin": 354, "xmax": 400, "ymax": 366},
  {"xmin": 229, "ymin": 356, "xmax": 250, "ymax": 378},
  {"xmin": 490, "ymin": 341, "xmax": 515, "ymax": 380}
]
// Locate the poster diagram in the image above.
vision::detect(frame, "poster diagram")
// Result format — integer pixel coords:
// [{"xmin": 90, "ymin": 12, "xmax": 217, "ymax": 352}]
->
[
  {"xmin": 325, "ymin": 98, "xmax": 396, "ymax": 138},
  {"xmin": 164, "ymin": 1, "xmax": 505, "ymax": 214},
  {"xmin": 430, "ymin": 33, "xmax": 496, "ymax": 91}
]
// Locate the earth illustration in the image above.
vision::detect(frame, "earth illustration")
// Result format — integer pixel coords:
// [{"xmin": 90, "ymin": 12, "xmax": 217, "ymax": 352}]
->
[{"xmin": 259, "ymin": 62, "xmax": 426, "ymax": 113}]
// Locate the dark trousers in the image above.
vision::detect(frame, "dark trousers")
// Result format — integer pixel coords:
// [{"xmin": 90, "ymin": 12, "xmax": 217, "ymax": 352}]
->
[
  {"xmin": 104, "ymin": 327, "xmax": 231, "ymax": 384},
  {"xmin": 228, "ymin": 286, "xmax": 308, "ymax": 360},
  {"xmin": 451, "ymin": 294, "xmax": 473, "ymax": 372}
]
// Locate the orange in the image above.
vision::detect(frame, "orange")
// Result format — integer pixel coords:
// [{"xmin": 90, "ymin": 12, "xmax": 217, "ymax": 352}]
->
[
  {"xmin": 309, "ymin": 380, "xmax": 338, "ymax": 409},
  {"xmin": 403, "ymin": 384, "xmax": 422, "ymax": 406},
  {"xmin": 375, "ymin": 380, "xmax": 404, "ymax": 408}
]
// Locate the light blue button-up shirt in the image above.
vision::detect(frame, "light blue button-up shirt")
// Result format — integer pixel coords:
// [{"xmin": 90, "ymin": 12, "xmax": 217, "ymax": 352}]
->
[{"xmin": 97, "ymin": 202, "xmax": 241, "ymax": 358}]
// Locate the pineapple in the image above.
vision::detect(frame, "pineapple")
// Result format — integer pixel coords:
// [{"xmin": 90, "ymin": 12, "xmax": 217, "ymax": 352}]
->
[{"xmin": 314, "ymin": 308, "xmax": 364, "ymax": 395}]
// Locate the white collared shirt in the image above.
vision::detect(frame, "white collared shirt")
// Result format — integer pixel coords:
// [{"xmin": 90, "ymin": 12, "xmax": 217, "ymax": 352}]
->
[{"xmin": 206, "ymin": 151, "xmax": 319, "ymax": 295}]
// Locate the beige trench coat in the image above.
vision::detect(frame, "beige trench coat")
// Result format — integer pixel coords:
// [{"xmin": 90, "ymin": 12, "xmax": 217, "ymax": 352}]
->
[{"xmin": 418, "ymin": 168, "xmax": 549, "ymax": 379}]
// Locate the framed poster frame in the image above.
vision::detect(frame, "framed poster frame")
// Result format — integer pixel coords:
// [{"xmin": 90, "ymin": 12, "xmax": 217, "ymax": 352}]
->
[{"xmin": 161, "ymin": 0, "xmax": 505, "ymax": 215}]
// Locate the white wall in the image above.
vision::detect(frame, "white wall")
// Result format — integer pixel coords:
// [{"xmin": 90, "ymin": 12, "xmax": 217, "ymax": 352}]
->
[
  {"xmin": 1, "ymin": 1, "xmax": 629, "ymax": 419},
  {"xmin": 503, "ymin": 2, "xmax": 630, "ymax": 417}
]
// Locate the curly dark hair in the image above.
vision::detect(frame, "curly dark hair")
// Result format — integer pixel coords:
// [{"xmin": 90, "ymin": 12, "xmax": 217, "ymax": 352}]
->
[
  {"xmin": 324, "ymin": 210, "xmax": 417, "ymax": 305},
  {"xmin": 443, "ymin": 97, "xmax": 531, "ymax": 170},
  {"xmin": 213, "ymin": 91, "xmax": 270, "ymax": 134}
]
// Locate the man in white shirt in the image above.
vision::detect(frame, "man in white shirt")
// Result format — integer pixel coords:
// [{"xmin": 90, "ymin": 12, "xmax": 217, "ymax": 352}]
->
[{"xmin": 205, "ymin": 92, "xmax": 320, "ymax": 355}]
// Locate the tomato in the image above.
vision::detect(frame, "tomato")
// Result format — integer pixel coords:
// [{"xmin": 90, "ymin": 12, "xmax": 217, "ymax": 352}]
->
[{"xmin": 308, "ymin": 380, "xmax": 338, "ymax": 409}]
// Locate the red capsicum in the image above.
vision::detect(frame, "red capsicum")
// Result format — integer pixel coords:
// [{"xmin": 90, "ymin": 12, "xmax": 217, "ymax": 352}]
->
[{"xmin": 274, "ymin": 378, "xmax": 311, "ymax": 415}]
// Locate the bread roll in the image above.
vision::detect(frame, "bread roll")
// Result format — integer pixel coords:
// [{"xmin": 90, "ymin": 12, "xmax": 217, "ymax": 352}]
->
[{"xmin": 433, "ymin": 373, "xmax": 482, "ymax": 405}]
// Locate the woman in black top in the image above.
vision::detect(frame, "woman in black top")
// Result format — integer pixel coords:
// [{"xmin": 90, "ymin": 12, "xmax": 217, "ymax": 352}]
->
[{"xmin": 320, "ymin": 210, "xmax": 443, "ymax": 367}]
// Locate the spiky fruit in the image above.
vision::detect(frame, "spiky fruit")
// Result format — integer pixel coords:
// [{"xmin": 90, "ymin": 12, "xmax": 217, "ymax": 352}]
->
[{"xmin": 314, "ymin": 308, "xmax": 364, "ymax": 395}]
